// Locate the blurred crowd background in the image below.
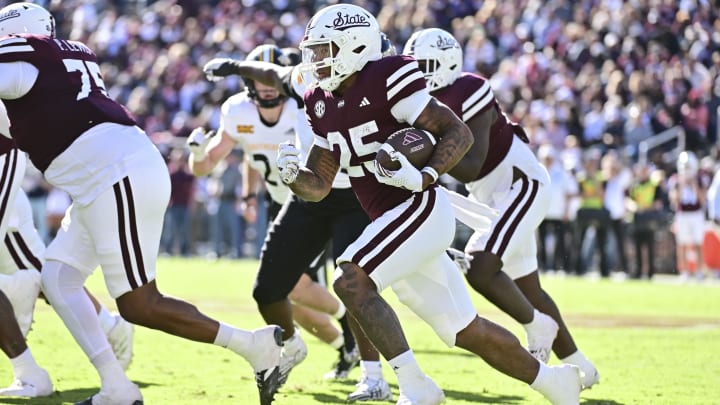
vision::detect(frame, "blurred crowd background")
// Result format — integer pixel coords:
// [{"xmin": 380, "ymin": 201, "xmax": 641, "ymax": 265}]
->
[{"xmin": 10, "ymin": 0, "xmax": 720, "ymax": 279}]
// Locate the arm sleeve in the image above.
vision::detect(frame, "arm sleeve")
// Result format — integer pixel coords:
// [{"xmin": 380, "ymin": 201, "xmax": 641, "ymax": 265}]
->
[
  {"xmin": 0, "ymin": 62, "xmax": 38, "ymax": 99},
  {"xmin": 390, "ymin": 89, "xmax": 432, "ymax": 125}
]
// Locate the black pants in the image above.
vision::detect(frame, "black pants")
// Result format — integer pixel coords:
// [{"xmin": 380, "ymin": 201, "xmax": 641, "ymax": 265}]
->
[
  {"xmin": 537, "ymin": 219, "xmax": 570, "ymax": 271},
  {"xmin": 253, "ymin": 188, "xmax": 370, "ymax": 305},
  {"xmin": 574, "ymin": 208, "xmax": 611, "ymax": 276}
]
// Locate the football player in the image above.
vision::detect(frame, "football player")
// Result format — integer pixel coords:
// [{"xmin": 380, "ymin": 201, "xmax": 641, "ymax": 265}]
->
[
  {"xmin": 0, "ymin": 100, "xmax": 135, "ymax": 396},
  {"xmin": 669, "ymin": 151, "xmax": 708, "ymax": 280},
  {"xmin": 402, "ymin": 28, "xmax": 600, "ymax": 390},
  {"xmin": 0, "ymin": 3, "xmax": 282, "ymax": 404},
  {"xmin": 190, "ymin": 44, "xmax": 363, "ymax": 383},
  {"xmin": 0, "ymin": 104, "xmax": 52, "ymax": 398},
  {"xmin": 277, "ymin": 4, "xmax": 582, "ymax": 404},
  {"xmin": 202, "ymin": 35, "xmax": 402, "ymax": 388}
]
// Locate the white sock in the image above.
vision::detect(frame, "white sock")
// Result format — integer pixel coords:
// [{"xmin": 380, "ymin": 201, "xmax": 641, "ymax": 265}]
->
[
  {"xmin": 332, "ymin": 302, "xmax": 346, "ymax": 320},
  {"xmin": 98, "ymin": 306, "xmax": 117, "ymax": 334},
  {"xmin": 388, "ymin": 350, "xmax": 424, "ymax": 388},
  {"xmin": 360, "ymin": 360, "xmax": 383, "ymax": 380},
  {"xmin": 10, "ymin": 348, "xmax": 40, "ymax": 379},
  {"xmin": 329, "ymin": 334, "xmax": 344, "ymax": 350},
  {"xmin": 41, "ymin": 261, "xmax": 131, "ymax": 389},
  {"xmin": 530, "ymin": 362, "xmax": 552, "ymax": 389},
  {"xmin": 522, "ymin": 309, "xmax": 543, "ymax": 329},
  {"xmin": 214, "ymin": 322, "xmax": 252, "ymax": 357},
  {"xmin": 92, "ymin": 348, "xmax": 128, "ymax": 389},
  {"xmin": 561, "ymin": 350, "xmax": 590, "ymax": 369}
]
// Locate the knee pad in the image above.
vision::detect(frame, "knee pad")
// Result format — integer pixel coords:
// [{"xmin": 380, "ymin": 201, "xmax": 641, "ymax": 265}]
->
[
  {"xmin": 0, "ymin": 269, "xmax": 41, "ymax": 337},
  {"xmin": 252, "ymin": 279, "xmax": 293, "ymax": 306}
]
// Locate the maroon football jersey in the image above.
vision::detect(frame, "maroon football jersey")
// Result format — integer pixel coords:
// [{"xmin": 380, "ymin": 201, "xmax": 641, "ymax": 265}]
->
[
  {"xmin": 432, "ymin": 72, "xmax": 524, "ymax": 180},
  {"xmin": 305, "ymin": 56, "xmax": 430, "ymax": 220},
  {"xmin": 0, "ymin": 35, "xmax": 136, "ymax": 172},
  {"xmin": 0, "ymin": 136, "xmax": 16, "ymax": 156}
]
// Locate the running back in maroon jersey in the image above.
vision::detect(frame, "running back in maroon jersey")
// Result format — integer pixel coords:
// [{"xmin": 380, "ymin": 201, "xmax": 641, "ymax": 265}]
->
[
  {"xmin": 0, "ymin": 34, "xmax": 136, "ymax": 172},
  {"xmin": 304, "ymin": 55, "xmax": 431, "ymax": 219},
  {"xmin": 431, "ymin": 72, "xmax": 526, "ymax": 180}
]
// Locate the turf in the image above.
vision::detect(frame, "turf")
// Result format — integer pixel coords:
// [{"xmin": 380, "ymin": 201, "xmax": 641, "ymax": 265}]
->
[{"xmin": 1, "ymin": 257, "xmax": 719, "ymax": 404}]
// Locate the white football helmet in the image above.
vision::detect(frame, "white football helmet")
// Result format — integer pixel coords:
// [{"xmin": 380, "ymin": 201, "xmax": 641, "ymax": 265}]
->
[
  {"xmin": 677, "ymin": 150, "xmax": 699, "ymax": 175},
  {"xmin": 299, "ymin": 4, "xmax": 382, "ymax": 91},
  {"xmin": 0, "ymin": 2, "xmax": 56, "ymax": 38},
  {"xmin": 403, "ymin": 28, "xmax": 462, "ymax": 90}
]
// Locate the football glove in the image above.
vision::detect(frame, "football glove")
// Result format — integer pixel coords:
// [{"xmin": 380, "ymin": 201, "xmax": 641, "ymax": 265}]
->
[
  {"xmin": 186, "ymin": 127, "xmax": 215, "ymax": 161},
  {"xmin": 203, "ymin": 58, "xmax": 242, "ymax": 82},
  {"xmin": 446, "ymin": 248, "xmax": 474, "ymax": 275},
  {"xmin": 374, "ymin": 144, "xmax": 423, "ymax": 192},
  {"xmin": 277, "ymin": 142, "xmax": 301, "ymax": 184}
]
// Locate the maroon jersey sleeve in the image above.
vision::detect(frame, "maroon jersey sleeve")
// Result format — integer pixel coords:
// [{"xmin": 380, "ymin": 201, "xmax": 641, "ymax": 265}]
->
[
  {"xmin": 0, "ymin": 35, "xmax": 136, "ymax": 171},
  {"xmin": 432, "ymin": 73, "xmax": 523, "ymax": 180},
  {"xmin": 305, "ymin": 56, "xmax": 431, "ymax": 219}
]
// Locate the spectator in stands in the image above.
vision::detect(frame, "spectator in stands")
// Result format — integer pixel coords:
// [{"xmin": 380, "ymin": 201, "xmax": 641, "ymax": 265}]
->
[
  {"xmin": 161, "ymin": 148, "xmax": 196, "ymax": 256},
  {"xmin": 627, "ymin": 163, "xmax": 666, "ymax": 279},
  {"xmin": 601, "ymin": 152, "xmax": 631, "ymax": 275},
  {"xmin": 537, "ymin": 145, "xmax": 577, "ymax": 273}
]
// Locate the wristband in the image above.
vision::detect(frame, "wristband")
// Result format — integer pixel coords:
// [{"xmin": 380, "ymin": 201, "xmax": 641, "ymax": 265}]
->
[
  {"xmin": 421, "ymin": 166, "xmax": 439, "ymax": 184},
  {"xmin": 242, "ymin": 193, "xmax": 257, "ymax": 202}
]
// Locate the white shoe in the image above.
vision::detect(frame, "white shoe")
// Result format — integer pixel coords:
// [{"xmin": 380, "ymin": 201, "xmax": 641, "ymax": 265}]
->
[
  {"xmin": 526, "ymin": 311, "xmax": 559, "ymax": 363},
  {"xmin": 324, "ymin": 345, "xmax": 360, "ymax": 379},
  {"xmin": 536, "ymin": 364, "xmax": 582, "ymax": 405},
  {"xmin": 396, "ymin": 376, "xmax": 445, "ymax": 405},
  {"xmin": 106, "ymin": 314, "xmax": 134, "ymax": 371},
  {"xmin": 5, "ymin": 269, "xmax": 41, "ymax": 337},
  {"xmin": 74, "ymin": 382, "xmax": 143, "ymax": 405},
  {"xmin": 347, "ymin": 376, "xmax": 392, "ymax": 402},
  {"xmin": 578, "ymin": 363, "xmax": 600, "ymax": 390},
  {"xmin": 0, "ymin": 367, "xmax": 53, "ymax": 397},
  {"xmin": 278, "ymin": 330, "xmax": 308, "ymax": 385},
  {"xmin": 244, "ymin": 325, "xmax": 283, "ymax": 405}
]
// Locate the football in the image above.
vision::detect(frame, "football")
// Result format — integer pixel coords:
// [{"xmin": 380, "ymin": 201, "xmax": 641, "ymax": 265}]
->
[{"xmin": 375, "ymin": 127, "xmax": 435, "ymax": 171}]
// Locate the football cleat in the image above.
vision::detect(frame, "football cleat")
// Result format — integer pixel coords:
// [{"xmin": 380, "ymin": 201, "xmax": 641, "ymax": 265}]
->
[
  {"xmin": 246, "ymin": 326, "xmax": 283, "ymax": 405},
  {"xmin": 73, "ymin": 381, "xmax": 142, "ymax": 405},
  {"xmin": 579, "ymin": 363, "xmax": 600, "ymax": 390},
  {"xmin": 347, "ymin": 376, "xmax": 392, "ymax": 402},
  {"xmin": 525, "ymin": 311, "xmax": 559, "ymax": 363},
  {"xmin": 396, "ymin": 375, "xmax": 445, "ymax": 405},
  {"xmin": 324, "ymin": 345, "xmax": 360, "ymax": 379},
  {"xmin": 0, "ymin": 367, "xmax": 53, "ymax": 397},
  {"xmin": 446, "ymin": 248, "xmax": 473, "ymax": 274},
  {"xmin": 534, "ymin": 364, "xmax": 582, "ymax": 405},
  {"xmin": 278, "ymin": 331, "xmax": 308, "ymax": 385},
  {"xmin": 106, "ymin": 313, "xmax": 134, "ymax": 371}
]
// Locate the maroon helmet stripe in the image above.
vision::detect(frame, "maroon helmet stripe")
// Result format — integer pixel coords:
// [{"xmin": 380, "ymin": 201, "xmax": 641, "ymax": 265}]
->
[
  {"xmin": 113, "ymin": 180, "xmax": 138, "ymax": 289},
  {"xmin": 9, "ymin": 231, "xmax": 42, "ymax": 270},
  {"xmin": 363, "ymin": 187, "xmax": 437, "ymax": 273},
  {"xmin": 485, "ymin": 175, "xmax": 530, "ymax": 254},
  {"xmin": 495, "ymin": 179, "xmax": 539, "ymax": 256}
]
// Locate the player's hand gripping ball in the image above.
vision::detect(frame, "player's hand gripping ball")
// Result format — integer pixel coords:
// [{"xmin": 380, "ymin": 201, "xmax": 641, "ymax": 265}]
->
[
  {"xmin": 374, "ymin": 128, "xmax": 436, "ymax": 192},
  {"xmin": 375, "ymin": 127, "xmax": 435, "ymax": 171}
]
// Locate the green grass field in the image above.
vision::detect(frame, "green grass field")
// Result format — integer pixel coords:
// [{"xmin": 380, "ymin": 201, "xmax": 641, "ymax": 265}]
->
[{"xmin": 1, "ymin": 257, "xmax": 719, "ymax": 404}]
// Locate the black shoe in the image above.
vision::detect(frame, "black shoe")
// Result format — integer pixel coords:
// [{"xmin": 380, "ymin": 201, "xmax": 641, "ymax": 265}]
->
[
  {"xmin": 323, "ymin": 345, "xmax": 360, "ymax": 379},
  {"xmin": 256, "ymin": 366, "xmax": 281, "ymax": 405}
]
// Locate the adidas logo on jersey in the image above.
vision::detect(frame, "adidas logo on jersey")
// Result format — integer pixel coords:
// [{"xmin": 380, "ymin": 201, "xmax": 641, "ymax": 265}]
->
[{"xmin": 359, "ymin": 97, "xmax": 370, "ymax": 107}]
